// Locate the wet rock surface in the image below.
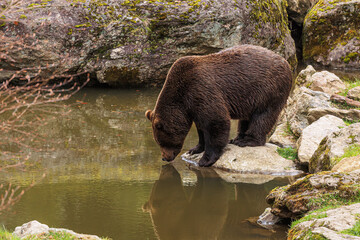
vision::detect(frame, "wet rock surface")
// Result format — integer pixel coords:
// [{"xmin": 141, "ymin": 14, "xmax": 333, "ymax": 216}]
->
[{"xmin": 182, "ymin": 143, "xmax": 302, "ymax": 176}]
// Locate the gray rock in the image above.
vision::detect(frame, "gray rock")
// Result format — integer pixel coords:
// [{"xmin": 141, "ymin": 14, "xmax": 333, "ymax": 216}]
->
[
  {"xmin": 13, "ymin": 220, "xmax": 101, "ymax": 240},
  {"xmin": 266, "ymin": 172, "xmax": 360, "ymax": 219},
  {"xmin": 307, "ymin": 107, "xmax": 360, "ymax": 123},
  {"xmin": 297, "ymin": 115, "xmax": 346, "ymax": 164},
  {"xmin": 289, "ymin": 203, "xmax": 360, "ymax": 240},
  {"xmin": 182, "ymin": 143, "xmax": 302, "ymax": 176},
  {"xmin": 1, "ymin": 0, "xmax": 296, "ymax": 87},
  {"xmin": 348, "ymin": 86, "xmax": 360, "ymax": 100},
  {"xmin": 309, "ymin": 123, "xmax": 360, "ymax": 173},
  {"xmin": 286, "ymin": 87, "xmax": 331, "ymax": 137},
  {"xmin": 294, "ymin": 65, "xmax": 316, "ymax": 87},
  {"xmin": 309, "ymin": 71, "xmax": 346, "ymax": 95},
  {"xmin": 286, "ymin": 0, "xmax": 318, "ymax": 24},
  {"xmin": 303, "ymin": 0, "xmax": 360, "ymax": 70},
  {"xmin": 269, "ymin": 122, "xmax": 297, "ymax": 148},
  {"xmin": 257, "ymin": 208, "xmax": 281, "ymax": 226},
  {"xmin": 332, "ymin": 155, "xmax": 360, "ymax": 173}
]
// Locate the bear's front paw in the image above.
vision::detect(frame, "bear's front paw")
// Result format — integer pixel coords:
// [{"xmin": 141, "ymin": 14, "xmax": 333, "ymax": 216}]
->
[
  {"xmin": 230, "ymin": 137, "xmax": 264, "ymax": 147},
  {"xmin": 198, "ymin": 154, "xmax": 217, "ymax": 167},
  {"xmin": 188, "ymin": 144, "xmax": 205, "ymax": 155}
]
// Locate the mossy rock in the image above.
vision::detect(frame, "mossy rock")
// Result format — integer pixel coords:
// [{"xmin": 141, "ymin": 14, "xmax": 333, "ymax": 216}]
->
[{"xmin": 303, "ymin": 0, "xmax": 360, "ymax": 70}]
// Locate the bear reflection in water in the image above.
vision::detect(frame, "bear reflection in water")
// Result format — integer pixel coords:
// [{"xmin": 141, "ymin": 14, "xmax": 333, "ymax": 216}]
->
[{"xmin": 143, "ymin": 165, "xmax": 287, "ymax": 240}]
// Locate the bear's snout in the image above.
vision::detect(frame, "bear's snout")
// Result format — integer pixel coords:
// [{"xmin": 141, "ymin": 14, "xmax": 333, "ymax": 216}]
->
[{"xmin": 161, "ymin": 148, "xmax": 180, "ymax": 162}]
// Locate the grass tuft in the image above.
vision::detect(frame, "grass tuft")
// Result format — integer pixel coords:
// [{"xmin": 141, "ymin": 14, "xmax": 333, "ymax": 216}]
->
[{"xmin": 277, "ymin": 146, "xmax": 298, "ymax": 160}]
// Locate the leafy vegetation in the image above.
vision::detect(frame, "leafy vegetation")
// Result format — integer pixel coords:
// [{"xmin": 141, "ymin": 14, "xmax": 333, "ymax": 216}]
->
[{"xmin": 277, "ymin": 146, "xmax": 298, "ymax": 160}]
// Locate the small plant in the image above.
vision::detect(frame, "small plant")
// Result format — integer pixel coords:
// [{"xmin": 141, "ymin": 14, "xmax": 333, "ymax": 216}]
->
[
  {"xmin": 342, "ymin": 219, "xmax": 360, "ymax": 236},
  {"xmin": 333, "ymin": 143, "xmax": 360, "ymax": 165},
  {"xmin": 290, "ymin": 212, "xmax": 328, "ymax": 228},
  {"xmin": 339, "ymin": 78, "xmax": 360, "ymax": 97},
  {"xmin": 277, "ymin": 146, "xmax": 298, "ymax": 160}
]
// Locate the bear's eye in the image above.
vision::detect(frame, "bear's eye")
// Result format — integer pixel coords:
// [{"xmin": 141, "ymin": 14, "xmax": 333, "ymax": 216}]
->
[{"xmin": 155, "ymin": 122, "xmax": 163, "ymax": 130}]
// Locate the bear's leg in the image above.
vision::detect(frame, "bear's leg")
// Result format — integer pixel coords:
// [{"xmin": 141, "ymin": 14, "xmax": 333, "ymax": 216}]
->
[
  {"xmin": 232, "ymin": 108, "xmax": 280, "ymax": 147},
  {"xmin": 188, "ymin": 126, "xmax": 205, "ymax": 155},
  {"xmin": 229, "ymin": 120, "xmax": 249, "ymax": 144},
  {"xmin": 198, "ymin": 120, "xmax": 230, "ymax": 167}
]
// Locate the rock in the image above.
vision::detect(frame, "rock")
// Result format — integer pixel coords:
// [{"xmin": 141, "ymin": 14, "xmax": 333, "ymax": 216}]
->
[
  {"xmin": 348, "ymin": 86, "xmax": 360, "ymax": 100},
  {"xmin": 257, "ymin": 208, "xmax": 281, "ymax": 226},
  {"xmin": 1, "ymin": 0, "xmax": 296, "ymax": 87},
  {"xmin": 332, "ymin": 155, "xmax": 360, "ymax": 173},
  {"xmin": 286, "ymin": 87, "xmax": 331, "ymax": 137},
  {"xmin": 288, "ymin": 203, "xmax": 360, "ymax": 240},
  {"xmin": 309, "ymin": 71, "xmax": 346, "ymax": 95},
  {"xmin": 269, "ymin": 122, "xmax": 297, "ymax": 148},
  {"xmin": 294, "ymin": 65, "xmax": 316, "ymax": 87},
  {"xmin": 309, "ymin": 123, "xmax": 360, "ymax": 173},
  {"xmin": 303, "ymin": 0, "xmax": 360, "ymax": 70},
  {"xmin": 266, "ymin": 172, "xmax": 360, "ymax": 219},
  {"xmin": 286, "ymin": 0, "xmax": 318, "ymax": 24},
  {"xmin": 331, "ymin": 94, "xmax": 360, "ymax": 108},
  {"xmin": 297, "ymin": 115, "xmax": 346, "ymax": 164},
  {"xmin": 307, "ymin": 107, "xmax": 360, "ymax": 123},
  {"xmin": 13, "ymin": 220, "xmax": 101, "ymax": 240},
  {"xmin": 182, "ymin": 143, "xmax": 303, "ymax": 176}
]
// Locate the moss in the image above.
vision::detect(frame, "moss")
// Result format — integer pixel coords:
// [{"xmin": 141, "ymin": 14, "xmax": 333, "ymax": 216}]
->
[
  {"xmin": 277, "ymin": 146, "xmax": 298, "ymax": 160},
  {"xmin": 341, "ymin": 219, "xmax": 360, "ymax": 236},
  {"xmin": 332, "ymin": 143, "xmax": 360, "ymax": 165}
]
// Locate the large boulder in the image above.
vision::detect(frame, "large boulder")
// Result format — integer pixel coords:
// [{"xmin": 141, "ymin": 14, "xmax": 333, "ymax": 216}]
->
[
  {"xmin": 1, "ymin": 0, "xmax": 296, "ymax": 87},
  {"xmin": 266, "ymin": 171, "xmax": 360, "ymax": 219},
  {"xmin": 308, "ymin": 71, "xmax": 346, "ymax": 95},
  {"xmin": 303, "ymin": 0, "xmax": 360, "ymax": 70},
  {"xmin": 288, "ymin": 203, "xmax": 360, "ymax": 240},
  {"xmin": 309, "ymin": 123, "xmax": 360, "ymax": 173},
  {"xmin": 286, "ymin": 0, "xmax": 318, "ymax": 24},
  {"xmin": 182, "ymin": 143, "xmax": 303, "ymax": 176},
  {"xmin": 297, "ymin": 115, "xmax": 346, "ymax": 164}
]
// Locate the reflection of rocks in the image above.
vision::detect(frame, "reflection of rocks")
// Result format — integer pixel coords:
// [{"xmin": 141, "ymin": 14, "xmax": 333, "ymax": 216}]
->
[
  {"xmin": 182, "ymin": 144, "xmax": 302, "ymax": 176},
  {"xmin": 13, "ymin": 220, "xmax": 101, "ymax": 240},
  {"xmin": 144, "ymin": 164, "xmax": 288, "ymax": 240}
]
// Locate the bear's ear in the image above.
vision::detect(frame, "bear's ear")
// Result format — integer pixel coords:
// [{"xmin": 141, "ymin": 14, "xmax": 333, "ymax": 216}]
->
[{"xmin": 145, "ymin": 110, "xmax": 152, "ymax": 121}]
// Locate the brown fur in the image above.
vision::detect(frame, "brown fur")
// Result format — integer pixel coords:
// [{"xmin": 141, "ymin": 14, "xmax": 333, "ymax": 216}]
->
[{"xmin": 146, "ymin": 45, "xmax": 292, "ymax": 167}]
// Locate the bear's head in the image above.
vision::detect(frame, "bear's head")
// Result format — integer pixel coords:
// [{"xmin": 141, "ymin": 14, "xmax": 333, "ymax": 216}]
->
[{"xmin": 145, "ymin": 109, "xmax": 191, "ymax": 162}]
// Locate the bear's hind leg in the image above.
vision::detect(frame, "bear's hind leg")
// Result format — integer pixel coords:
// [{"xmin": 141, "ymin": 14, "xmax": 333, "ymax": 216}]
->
[
  {"xmin": 198, "ymin": 119, "xmax": 230, "ymax": 167},
  {"xmin": 229, "ymin": 120, "xmax": 249, "ymax": 144},
  {"xmin": 188, "ymin": 126, "xmax": 205, "ymax": 155},
  {"xmin": 232, "ymin": 108, "xmax": 280, "ymax": 147}
]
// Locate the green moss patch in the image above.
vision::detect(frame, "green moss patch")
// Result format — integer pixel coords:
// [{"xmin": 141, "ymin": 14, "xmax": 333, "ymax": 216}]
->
[{"xmin": 277, "ymin": 146, "xmax": 298, "ymax": 160}]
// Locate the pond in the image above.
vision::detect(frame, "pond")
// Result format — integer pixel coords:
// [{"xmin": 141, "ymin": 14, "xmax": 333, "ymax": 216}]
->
[{"xmin": 0, "ymin": 88, "xmax": 292, "ymax": 239}]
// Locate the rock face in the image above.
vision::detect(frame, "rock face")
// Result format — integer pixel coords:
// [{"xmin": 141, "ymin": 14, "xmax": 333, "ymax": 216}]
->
[
  {"xmin": 309, "ymin": 123, "xmax": 360, "ymax": 173},
  {"xmin": 266, "ymin": 172, "xmax": 360, "ymax": 219},
  {"xmin": 1, "ymin": 0, "xmax": 296, "ymax": 87},
  {"xmin": 348, "ymin": 86, "xmax": 360, "ymax": 100},
  {"xmin": 297, "ymin": 115, "xmax": 346, "ymax": 164},
  {"xmin": 309, "ymin": 71, "xmax": 346, "ymax": 95},
  {"xmin": 333, "ymin": 155, "xmax": 360, "ymax": 173},
  {"xmin": 13, "ymin": 220, "xmax": 101, "ymax": 240},
  {"xmin": 286, "ymin": 0, "xmax": 318, "ymax": 24},
  {"xmin": 288, "ymin": 203, "xmax": 360, "ymax": 240},
  {"xmin": 182, "ymin": 143, "xmax": 302, "ymax": 175},
  {"xmin": 269, "ymin": 122, "xmax": 297, "ymax": 148},
  {"xmin": 286, "ymin": 87, "xmax": 331, "ymax": 137},
  {"xmin": 303, "ymin": 0, "xmax": 360, "ymax": 69}
]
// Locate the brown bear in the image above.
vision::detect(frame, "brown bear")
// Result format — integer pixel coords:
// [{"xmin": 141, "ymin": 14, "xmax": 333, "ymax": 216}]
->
[{"xmin": 145, "ymin": 44, "xmax": 292, "ymax": 167}]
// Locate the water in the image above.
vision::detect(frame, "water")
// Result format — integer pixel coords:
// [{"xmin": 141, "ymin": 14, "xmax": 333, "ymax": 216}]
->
[{"xmin": 0, "ymin": 88, "xmax": 290, "ymax": 239}]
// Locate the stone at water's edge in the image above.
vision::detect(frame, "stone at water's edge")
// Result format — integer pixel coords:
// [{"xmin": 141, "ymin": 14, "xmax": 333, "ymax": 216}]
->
[
  {"xmin": 182, "ymin": 143, "xmax": 302, "ymax": 176},
  {"xmin": 13, "ymin": 220, "xmax": 101, "ymax": 240},
  {"xmin": 297, "ymin": 115, "xmax": 346, "ymax": 164},
  {"xmin": 288, "ymin": 203, "xmax": 360, "ymax": 240},
  {"xmin": 303, "ymin": 0, "xmax": 360, "ymax": 70},
  {"xmin": 1, "ymin": 0, "xmax": 296, "ymax": 87},
  {"xmin": 257, "ymin": 208, "xmax": 281, "ymax": 226}
]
